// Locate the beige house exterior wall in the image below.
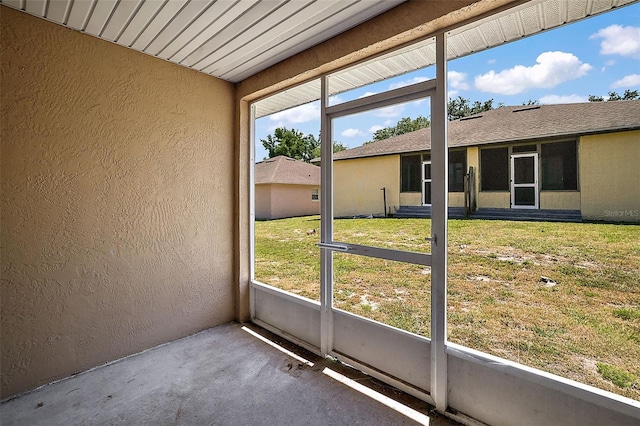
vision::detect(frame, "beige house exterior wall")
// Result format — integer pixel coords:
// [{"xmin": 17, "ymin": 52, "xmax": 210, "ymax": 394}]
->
[
  {"xmin": 400, "ymin": 192, "xmax": 422, "ymax": 206},
  {"xmin": 334, "ymin": 156, "xmax": 400, "ymax": 217},
  {"xmin": 540, "ymin": 191, "xmax": 581, "ymax": 210},
  {"xmin": 1, "ymin": 8, "xmax": 235, "ymax": 399},
  {"xmin": 255, "ymin": 184, "xmax": 273, "ymax": 220},
  {"xmin": 580, "ymin": 130, "xmax": 640, "ymax": 222},
  {"xmin": 256, "ymin": 184, "xmax": 320, "ymax": 220},
  {"xmin": 477, "ymin": 192, "xmax": 511, "ymax": 209}
]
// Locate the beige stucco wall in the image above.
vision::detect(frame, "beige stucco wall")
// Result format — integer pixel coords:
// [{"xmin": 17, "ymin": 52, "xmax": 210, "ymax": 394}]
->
[
  {"xmin": 334, "ymin": 156, "xmax": 400, "ymax": 217},
  {"xmin": 1, "ymin": 7, "xmax": 235, "ymax": 399},
  {"xmin": 478, "ymin": 192, "xmax": 511, "ymax": 209},
  {"xmin": 400, "ymin": 192, "xmax": 422, "ymax": 207},
  {"xmin": 255, "ymin": 184, "xmax": 272, "ymax": 220},
  {"xmin": 580, "ymin": 130, "xmax": 640, "ymax": 222},
  {"xmin": 256, "ymin": 184, "xmax": 320, "ymax": 220},
  {"xmin": 540, "ymin": 191, "xmax": 581, "ymax": 210}
]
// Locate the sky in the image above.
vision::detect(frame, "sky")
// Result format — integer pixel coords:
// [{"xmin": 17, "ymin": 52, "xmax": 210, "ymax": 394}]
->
[{"xmin": 254, "ymin": 2, "xmax": 640, "ymax": 161}]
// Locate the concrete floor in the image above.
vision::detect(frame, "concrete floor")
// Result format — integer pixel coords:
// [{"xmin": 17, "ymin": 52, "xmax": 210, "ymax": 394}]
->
[{"xmin": 1, "ymin": 322, "xmax": 459, "ymax": 425}]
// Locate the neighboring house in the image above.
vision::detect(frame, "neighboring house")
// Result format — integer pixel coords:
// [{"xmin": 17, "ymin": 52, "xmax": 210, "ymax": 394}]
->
[
  {"xmin": 329, "ymin": 101, "xmax": 640, "ymax": 222},
  {"xmin": 255, "ymin": 156, "xmax": 320, "ymax": 220}
]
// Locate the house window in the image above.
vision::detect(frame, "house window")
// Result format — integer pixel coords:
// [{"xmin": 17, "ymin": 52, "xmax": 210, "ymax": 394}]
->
[
  {"xmin": 541, "ymin": 141, "xmax": 577, "ymax": 190},
  {"xmin": 311, "ymin": 188, "xmax": 319, "ymax": 201},
  {"xmin": 512, "ymin": 144, "xmax": 537, "ymax": 153},
  {"xmin": 401, "ymin": 154, "xmax": 421, "ymax": 192},
  {"xmin": 481, "ymin": 147, "xmax": 509, "ymax": 191},
  {"xmin": 448, "ymin": 149, "xmax": 466, "ymax": 192}
]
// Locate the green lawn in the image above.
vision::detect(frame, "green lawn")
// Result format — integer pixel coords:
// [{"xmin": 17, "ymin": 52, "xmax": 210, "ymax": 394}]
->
[{"xmin": 255, "ymin": 216, "xmax": 640, "ymax": 400}]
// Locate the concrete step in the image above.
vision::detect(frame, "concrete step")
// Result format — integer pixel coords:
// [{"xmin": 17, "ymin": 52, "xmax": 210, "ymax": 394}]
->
[{"xmin": 394, "ymin": 206, "xmax": 582, "ymax": 222}]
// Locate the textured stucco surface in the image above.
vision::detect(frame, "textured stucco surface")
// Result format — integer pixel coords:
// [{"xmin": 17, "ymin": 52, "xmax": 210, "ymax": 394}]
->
[
  {"xmin": 1, "ymin": 6, "xmax": 235, "ymax": 399},
  {"xmin": 334, "ymin": 155, "xmax": 400, "ymax": 217},
  {"xmin": 255, "ymin": 184, "xmax": 320, "ymax": 220},
  {"xmin": 580, "ymin": 130, "xmax": 640, "ymax": 222}
]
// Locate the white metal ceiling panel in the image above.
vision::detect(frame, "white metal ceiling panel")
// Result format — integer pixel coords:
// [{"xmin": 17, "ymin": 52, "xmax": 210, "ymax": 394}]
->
[
  {"xmin": 3, "ymin": 0, "xmax": 21, "ymax": 9},
  {"xmin": 100, "ymin": 0, "xmax": 143, "ymax": 41},
  {"xmin": 4, "ymin": 0, "xmax": 404, "ymax": 83},
  {"xmin": 182, "ymin": 1, "xmax": 284, "ymax": 69},
  {"xmin": 209, "ymin": 0, "xmax": 358, "ymax": 78},
  {"xmin": 45, "ymin": 0, "xmax": 71, "ymax": 23},
  {"xmin": 130, "ymin": 0, "xmax": 189, "ymax": 51},
  {"xmin": 217, "ymin": 0, "xmax": 403, "ymax": 82},
  {"xmin": 144, "ymin": 0, "xmax": 214, "ymax": 55},
  {"xmin": 66, "ymin": 0, "xmax": 95, "ymax": 31},
  {"xmin": 84, "ymin": 0, "xmax": 117, "ymax": 36},
  {"xmin": 25, "ymin": 0, "xmax": 44, "ymax": 15},
  {"xmin": 196, "ymin": 0, "xmax": 316, "ymax": 74},
  {"xmin": 156, "ymin": 0, "xmax": 237, "ymax": 60},
  {"xmin": 116, "ymin": 0, "xmax": 166, "ymax": 47},
  {"xmin": 540, "ymin": 0, "xmax": 563, "ymax": 28}
]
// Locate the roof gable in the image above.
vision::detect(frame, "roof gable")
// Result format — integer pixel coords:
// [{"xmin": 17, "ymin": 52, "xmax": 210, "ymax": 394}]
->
[{"xmin": 255, "ymin": 156, "xmax": 320, "ymax": 185}]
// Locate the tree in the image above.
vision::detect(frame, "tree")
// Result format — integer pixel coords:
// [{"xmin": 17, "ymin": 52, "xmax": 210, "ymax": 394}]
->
[
  {"xmin": 310, "ymin": 141, "xmax": 348, "ymax": 159},
  {"xmin": 447, "ymin": 96, "xmax": 499, "ymax": 121},
  {"xmin": 370, "ymin": 116, "xmax": 431, "ymax": 142},
  {"xmin": 261, "ymin": 127, "xmax": 319, "ymax": 162},
  {"xmin": 589, "ymin": 90, "xmax": 639, "ymax": 102}
]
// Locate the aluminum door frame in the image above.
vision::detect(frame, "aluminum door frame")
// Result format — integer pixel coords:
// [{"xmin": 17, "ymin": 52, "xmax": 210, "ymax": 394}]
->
[
  {"xmin": 318, "ymin": 33, "xmax": 449, "ymax": 411},
  {"xmin": 510, "ymin": 153, "xmax": 539, "ymax": 209},
  {"xmin": 422, "ymin": 161, "xmax": 432, "ymax": 206}
]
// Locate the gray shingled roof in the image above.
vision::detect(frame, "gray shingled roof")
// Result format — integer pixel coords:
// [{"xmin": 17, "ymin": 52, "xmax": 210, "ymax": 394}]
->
[
  {"xmin": 332, "ymin": 100, "xmax": 640, "ymax": 161},
  {"xmin": 255, "ymin": 155, "xmax": 320, "ymax": 185}
]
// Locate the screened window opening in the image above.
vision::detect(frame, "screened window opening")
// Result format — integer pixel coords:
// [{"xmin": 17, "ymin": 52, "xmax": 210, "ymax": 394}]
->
[
  {"xmin": 541, "ymin": 141, "xmax": 578, "ymax": 190},
  {"xmin": 401, "ymin": 154, "xmax": 422, "ymax": 192},
  {"xmin": 481, "ymin": 147, "xmax": 509, "ymax": 191},
  {"xmin": 311, "ymin": 188, "xmax": 319, "ymax": 201},
  {"xmin": 448, "ymin": 149, "xmax": 466, "ymax": 192}
]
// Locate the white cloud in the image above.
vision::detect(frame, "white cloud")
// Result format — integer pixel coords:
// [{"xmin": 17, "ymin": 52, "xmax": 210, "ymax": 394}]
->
[
  {"xmin": 605, "ymin": 59, "xmax": 616, "ymax": 66},
  {"xmin": 590, "ymin": 25, "xmax": 640, "ymax": 59},
  {"xmin": 611, "ymin": 74, "xmax": 640, "ymax": 88},
  {"xmin": 474, "ymin": 51, "xmax": 592, "ymax": 95},
  {"xmin": 389, "ymin": 76, "xmax": 428, "ymax": 90},
  {"xmin": 269, "ymin": 102, "xmax": 319, "ymax": 124},
  {"xmin": 448, "ymin": 71, "xmax": 470, "ymax": 90},
  {"xmin": 487, "ymin": 59, "xmax": 496, "ymax": 64},
  {"xmin": 341, "ymin": 128, "xmax": 366, "ymax": 138},
  {"xmin": 267, "ymin": 121, "xmax": 285, "ymax": 132},
  {"xmin": 539, "ymin": 94, "xmax": 588, "ymax": 104},
  {"xmin": 368, "ymin": 125, "xmax": 384, "ymax": 133},
  {"xmin": 374, "ymin": 104, "xmax": 405, "ymax": 118},
  {"xmin": 358, "ymin": 91, "xmax": 378, "ymax": 99},
  {"xmin": 383, "ymin": 119, "xmax": 394, "ymax": 126},
  {"xmin": 448, "ymin": 90, "xmax": 459, "ymax": 98}
]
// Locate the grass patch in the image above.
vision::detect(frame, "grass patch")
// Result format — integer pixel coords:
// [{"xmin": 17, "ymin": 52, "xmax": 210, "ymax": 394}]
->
[
  {"xmin": 613, "ymin": 307, "xmax": 640, "ymax": 321},
  {"xmin": 597, "ymin": 363, "xmax": 636, "ymax": 388},
  {"xmin": 255, "ymin": 216, "xmax": 640, "ymax": 400}
]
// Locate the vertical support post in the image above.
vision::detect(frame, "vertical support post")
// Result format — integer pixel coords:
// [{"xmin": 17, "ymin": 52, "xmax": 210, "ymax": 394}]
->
[
  {"xmin": 431, "ymin": 32, "xmax": 448, "ymax": 414},
  {"xmin": 249, "ymin": 103, "xmax": 257, "ymax": 320},
  {"xmin": 320, "ymin": 75, "xmax": 334, "ymax": 356}
]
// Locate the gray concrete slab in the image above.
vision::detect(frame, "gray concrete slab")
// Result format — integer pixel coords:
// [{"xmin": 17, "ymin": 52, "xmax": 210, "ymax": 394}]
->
[{"xmin": 1, "ymin": 322, "xmax": 458, "ymax": 425}]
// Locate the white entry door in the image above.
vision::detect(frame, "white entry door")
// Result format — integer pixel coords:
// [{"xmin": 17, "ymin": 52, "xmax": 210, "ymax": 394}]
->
[
  {"xmin": 422, "ymin": 161, "xmax": 432, "ymax": 206},
  {"xmin": 510, "ymin": 153, "xmax": 538, "ymax": 209}
]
